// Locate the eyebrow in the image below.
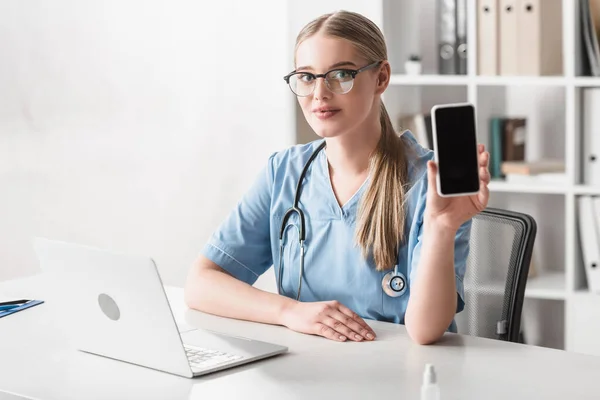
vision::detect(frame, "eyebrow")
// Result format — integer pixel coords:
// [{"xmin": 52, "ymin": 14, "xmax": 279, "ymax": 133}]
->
[{"xmin": 295, "ymin": 61, "xmax": 358, "ymax": 72}]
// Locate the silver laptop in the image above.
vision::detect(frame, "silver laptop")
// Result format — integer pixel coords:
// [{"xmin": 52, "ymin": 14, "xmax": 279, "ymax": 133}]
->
[{"xmin": 33, "ymin": 237, "xmax": 288, "ymax": 378}]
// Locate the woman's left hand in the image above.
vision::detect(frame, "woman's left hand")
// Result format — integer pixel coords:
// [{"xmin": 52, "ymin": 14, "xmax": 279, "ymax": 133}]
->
[{"xmin": 425, "ymin": 144, "xmax": 491, "ymax": 231}]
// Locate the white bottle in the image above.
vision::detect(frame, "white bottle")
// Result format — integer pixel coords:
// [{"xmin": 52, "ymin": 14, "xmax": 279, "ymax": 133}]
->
[{"xmin": 421, "ymin": 364, "xmax": 441, "ymax": 400}]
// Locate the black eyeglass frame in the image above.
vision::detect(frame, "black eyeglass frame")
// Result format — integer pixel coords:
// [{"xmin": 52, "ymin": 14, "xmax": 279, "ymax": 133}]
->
[{"xmin": 283, "ymin": 60, "xmax": 383, "ymax": 96}]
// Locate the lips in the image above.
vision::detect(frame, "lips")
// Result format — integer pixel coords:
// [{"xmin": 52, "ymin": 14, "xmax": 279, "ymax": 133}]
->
[{"xmin": 313, "ymin": 107, "xmax": 341, "ymax": 120}]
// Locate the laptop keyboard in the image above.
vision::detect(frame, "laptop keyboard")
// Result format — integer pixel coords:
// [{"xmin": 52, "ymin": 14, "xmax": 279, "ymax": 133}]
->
[{"xmin": 184, "ymin": 344, "xmax": 244, "ymax": 371}]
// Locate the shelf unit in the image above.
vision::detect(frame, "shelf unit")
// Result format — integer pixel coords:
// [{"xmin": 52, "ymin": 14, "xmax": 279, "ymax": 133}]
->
[
  {"xmin": 472, "ymin": 271, "xmax": 567, "ymax": 300},
  {"xmin": 290, "ymin": 0, "xmax": 600, "ymax": 355}
]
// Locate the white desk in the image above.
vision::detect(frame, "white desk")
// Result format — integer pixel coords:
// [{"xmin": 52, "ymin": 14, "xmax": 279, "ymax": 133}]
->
[{"xmin": 0, "ymin": 275, "xmax": 599, "ymax": 400}]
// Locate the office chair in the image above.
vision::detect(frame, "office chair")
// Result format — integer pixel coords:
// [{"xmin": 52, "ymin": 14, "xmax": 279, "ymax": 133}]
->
[{"xmin": 455, "ymin": 207, "xmax": 537, "ymax": 342}]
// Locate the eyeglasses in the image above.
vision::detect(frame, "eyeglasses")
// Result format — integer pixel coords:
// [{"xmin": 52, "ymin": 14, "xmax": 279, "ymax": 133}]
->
[{"xmin": 283, "ymin": 61, "xmax": 382, "ymax": 97}]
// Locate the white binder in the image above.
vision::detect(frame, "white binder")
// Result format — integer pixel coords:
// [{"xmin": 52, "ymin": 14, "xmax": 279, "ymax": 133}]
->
[
  {"xmin": 583, "ymin": 88, "xmax": 600, "ymax": 186},
  {"xmin": 477, "ymin": 0, "xmax": 499, "ymax": 75},
  {"xmin": 499, "ymin": 0, "xmax": 519, "ymax": 75},
  {"xmin": 577, "ymin": 196, "xmax": 600, "ymax": 293},
  {"xmin": 516, "ymin": 0, "xmax": 563, "ymax": 76}
]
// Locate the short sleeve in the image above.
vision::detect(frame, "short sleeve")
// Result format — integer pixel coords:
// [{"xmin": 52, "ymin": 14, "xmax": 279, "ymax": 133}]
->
[
  {"xmin": 452, "ymin": 220, "xmax": 471, "ymax": 313},
  {"xmin": 200, "ymin": 153, "xmax": 276, "ymax": 285},
  {"xmin": 409, "ymin": 219, "xmax": 471, "ymax": 314}
]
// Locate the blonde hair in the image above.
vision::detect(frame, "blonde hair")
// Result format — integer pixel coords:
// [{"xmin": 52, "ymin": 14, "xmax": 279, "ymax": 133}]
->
[{"xmin": 295, "ymin": 10, "xmax": 409, "ymax": 271}]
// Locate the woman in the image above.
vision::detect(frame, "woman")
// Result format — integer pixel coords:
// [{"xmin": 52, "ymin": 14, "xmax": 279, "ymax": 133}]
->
[{"xmin": 185, "ymin": 10, "xmax": 490, "ymax": 345}]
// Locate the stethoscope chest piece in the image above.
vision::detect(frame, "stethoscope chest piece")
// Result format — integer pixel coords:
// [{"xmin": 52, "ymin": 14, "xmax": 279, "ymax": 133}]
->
[{"xmin": 382, "ymin": 266, "xmax": 407, "ymax": 298}]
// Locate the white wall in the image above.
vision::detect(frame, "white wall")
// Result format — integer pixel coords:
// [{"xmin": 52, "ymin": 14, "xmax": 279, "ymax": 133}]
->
[{"xmin": 0, "ymin": 0, "xmax": 293, "ymax": 287}]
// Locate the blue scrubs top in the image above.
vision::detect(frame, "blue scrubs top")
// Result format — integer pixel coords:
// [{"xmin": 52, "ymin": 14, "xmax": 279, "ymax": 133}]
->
[{"xmin": 201, "ymin": 130, "xmax": 471, "ymax": 332}]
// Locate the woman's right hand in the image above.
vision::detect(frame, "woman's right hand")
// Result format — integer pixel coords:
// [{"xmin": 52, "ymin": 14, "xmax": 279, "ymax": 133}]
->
[{"xmin": 279, "ymin": 300, "xmax": 377, "ymax": 342}]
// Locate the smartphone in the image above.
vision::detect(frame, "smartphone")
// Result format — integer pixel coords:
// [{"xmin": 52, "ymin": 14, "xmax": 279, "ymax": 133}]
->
[{"xmin": 431, "ymin": 102, "xmax": 480, "ymax": 197}]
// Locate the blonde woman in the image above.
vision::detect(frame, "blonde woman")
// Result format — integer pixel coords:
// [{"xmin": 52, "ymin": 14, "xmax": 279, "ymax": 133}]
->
[{"xmin": 185, "ymin": 10, "xmax": 490, "ymax": 345}]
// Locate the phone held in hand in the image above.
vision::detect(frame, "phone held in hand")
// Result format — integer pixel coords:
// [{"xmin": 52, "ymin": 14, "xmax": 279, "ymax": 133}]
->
[{"xmin": 431, "ymin": 102, "xmax": 480, "ymax": 197}]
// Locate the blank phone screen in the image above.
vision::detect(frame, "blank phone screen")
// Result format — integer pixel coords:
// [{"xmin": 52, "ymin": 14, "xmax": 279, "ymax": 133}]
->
[{"xmin": 434, "ymin": 104, "xmax": 480, "ymax": 195}]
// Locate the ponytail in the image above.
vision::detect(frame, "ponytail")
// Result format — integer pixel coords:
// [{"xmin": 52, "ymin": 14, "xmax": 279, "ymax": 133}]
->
[{"xmin": 355, "ymin": 103, "xmax": 409, "ymax": 271}]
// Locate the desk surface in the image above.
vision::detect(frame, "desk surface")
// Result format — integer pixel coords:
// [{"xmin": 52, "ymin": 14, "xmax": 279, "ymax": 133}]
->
[{"xmin": 0, "ymin": 275, "xmax": 599, "ymax": 400}]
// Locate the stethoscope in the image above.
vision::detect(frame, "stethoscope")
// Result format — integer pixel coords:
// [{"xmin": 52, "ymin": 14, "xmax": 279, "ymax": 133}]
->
[{"xmin": 277, "ymin": 141, "xmax": 408, "ymax": 301}]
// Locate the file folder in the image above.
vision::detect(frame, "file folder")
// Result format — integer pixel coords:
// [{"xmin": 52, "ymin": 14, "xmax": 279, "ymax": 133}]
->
[
  {"xmin": 582, "ymin": 0, "xmax": 600, "ymax": 76},
  {"xmin": 591, "ymin": 0, "xmax": 600, "ymax": 43},
  {"xmin": 583, "ymin": 88, "xmax": 600, "ymax": 186},
  {"xmin": 517, "ymin": 0, "xmax": 563, "ymax": 76},
  {"xmin": 577, "ymin": 196, "xmax": 600, "ymax": 293},
  {"xmin": 456, "ymin": 0, "xmax": 468, "ymax": 74},
  {"xmin": 589, "ymin": 197, "xmax": 600, "ymax": 293},
  {"xmin": 477, "ymin": 0, "xmax": 499, "ymax": 75},
  {"xmin": 499, "ymin": 0, "xmax": 519, "ymax": 75},
  {"xmin": 589, "ymin": 0, "xmax": 600, "ymax": 75},
  {"xmin": 438, "ymin": 0, "xmax": 457, "ymax": 74}
]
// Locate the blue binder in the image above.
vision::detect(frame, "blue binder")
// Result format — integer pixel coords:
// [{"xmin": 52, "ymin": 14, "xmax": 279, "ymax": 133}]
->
[{"xmin": 0, "ymin": 300, "xmax": 44, "ymax": 319}]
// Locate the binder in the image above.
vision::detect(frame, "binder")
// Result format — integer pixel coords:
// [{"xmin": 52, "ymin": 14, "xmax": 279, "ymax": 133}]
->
[
  {"xmin": 456, "ymin": 0, "xmax": 468, "ymax": 74},
  {"xmin": 499, "ymin": 0, "xmax": 519, "ymax": 75},
  {"xmin": 502, "ymin": 118, "xmax": 526, "ymax": 162},
  {"xmin": 591, "ymin": 0, "xmax": 600, "ymax": 40},
  {"xmin": 438, "ymin": 0, "xmax": 457, "ymax": 74},
  {"xmin": 583, "ymin": 88, "xmax": 600, "ymax": 186},
  {"xmin": 590, "ymin": 0, "xmax": 600, "ymax": 75},
  {"xmin": 489, "ymin": 117, "xmax": 505, "ymax": 178},
  {"xmin": 588, "ymin": 197, "xmax": 600, "ymax": 292},
  {"xmin": 581, "ymin": 0, "xmax": 600, "ymax": 76},
  {"xmin": 517, "ymin": 0, "xmax": 563, "ymax": 76},
  {"xmin": 477, "ymin": 0, "xmax": 499, "ymax": 75},
  {"xmin": 577, "ymin": 196, "xmax": 600, "ymax": 293}
]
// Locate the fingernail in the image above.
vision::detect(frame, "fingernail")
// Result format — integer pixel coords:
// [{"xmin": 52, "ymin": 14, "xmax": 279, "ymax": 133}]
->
[
  {"xmin": 355, "ymin": 334, "xmax": 363, "ymax": 341},
  {"xmin": 339, "ymin": 335, "xmax": 346, "ymax": 341},
  {"xmin": 367, "ymin": 333, "xmax": 374, "ymax": 340}
]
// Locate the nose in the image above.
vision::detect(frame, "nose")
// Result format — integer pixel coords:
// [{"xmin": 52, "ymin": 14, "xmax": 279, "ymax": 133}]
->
[{"xmin": 312, "ymin": 76, "xmax": 332, "ymax": 100}]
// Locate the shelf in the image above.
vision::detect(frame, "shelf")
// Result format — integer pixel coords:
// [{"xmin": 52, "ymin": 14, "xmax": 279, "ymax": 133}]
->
[
  {"xmin": 389, "ymin": 74, "xmax": 469, "ymax": 86},
  {"xmin": 573, "ymin": 77, "xmax": 600, "ymax": 87},
  {"xmin": 466, "ymin": 272, "xmax": 566, "ymax": 301},
  {"xmin": 572, "ymin": 290, "xmax": 600, "ymax": 298},
  {"xmin": 573, "ymin": 185, "xmax": 600, "ymax": 195},
  {"xmin": 488, "ymin": 181, "xmax": 568, "ymax": 194},
  {"xmin": 389, "ymin": 75, "xmax": 570, "ymax": 87},
  {"xmin": 474, "ymin": 76, "xmax": 567, "ymax": 86},
  {"xmin": 525, "ymin": 272, "xmax": 567, "ymax": 300},
  {"xmin": 285, "ymin": 0, "xmax": 600, "ymax": 355}
]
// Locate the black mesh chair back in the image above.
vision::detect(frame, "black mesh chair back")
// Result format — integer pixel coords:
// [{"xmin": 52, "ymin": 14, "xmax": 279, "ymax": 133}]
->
[{"xmin": 455, "ymin": 207, "xmax": 537, "ymax": 342}]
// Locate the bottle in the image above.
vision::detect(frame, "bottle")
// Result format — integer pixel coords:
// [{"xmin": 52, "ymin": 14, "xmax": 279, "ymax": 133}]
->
[{"xmin": 421, "ymin": 364, "xmax": 440, "ymax": 400}]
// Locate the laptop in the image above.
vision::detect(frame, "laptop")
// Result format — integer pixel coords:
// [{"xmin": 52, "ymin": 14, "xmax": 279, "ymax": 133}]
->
[{"xmin": 33, "ymin": 237, "xmax": 288, "ymax": 378}]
